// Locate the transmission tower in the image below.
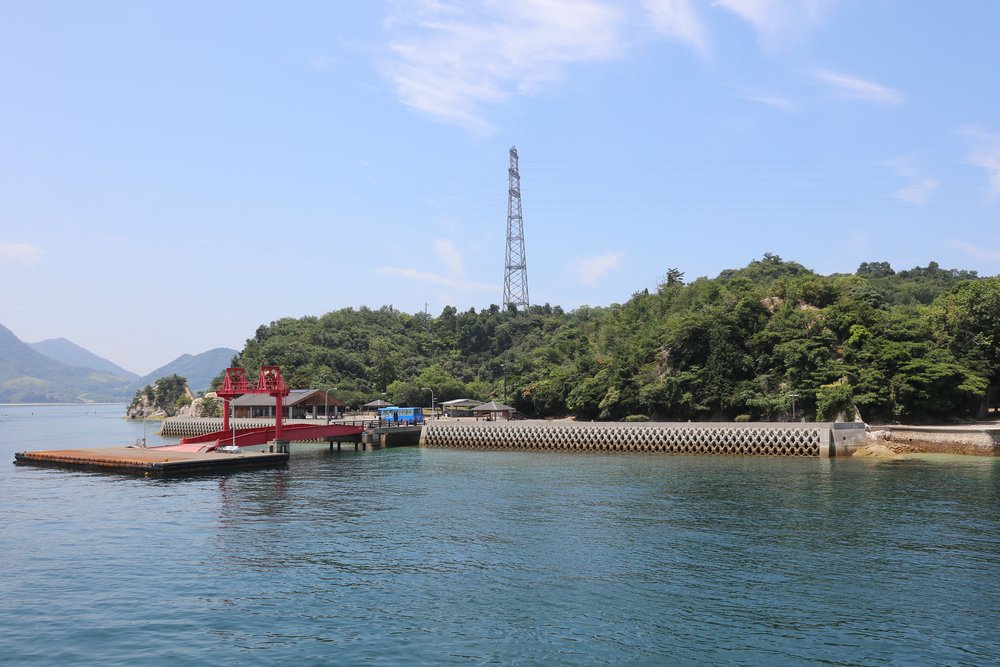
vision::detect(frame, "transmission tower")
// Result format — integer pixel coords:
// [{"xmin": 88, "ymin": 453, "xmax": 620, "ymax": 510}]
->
[{"xmin": 503, "ymin": 146, "xmax": 529, "ymax": 310}]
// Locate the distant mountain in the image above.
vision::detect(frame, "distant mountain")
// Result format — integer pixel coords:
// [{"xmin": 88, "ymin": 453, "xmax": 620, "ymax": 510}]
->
[
  {"xmin": 0, "ymin": 324, "xmax": 133, "ymax": 402},
  {"xmin": 129, "ymin": 347, "xmax": 236, "ymax": 394},
  {"xmin": 0, "ymin": 324, "xmax": 236, "ymax": 403},
  {"xmin": 29, "ymin": 337, "xmax": 139, "ymax": 381}
]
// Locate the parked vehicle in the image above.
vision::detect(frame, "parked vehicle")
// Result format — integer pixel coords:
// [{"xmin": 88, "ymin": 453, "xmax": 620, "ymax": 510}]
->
[{"xmin": 377, "ymin": 406, "xmax": 425, "ymax": 425}]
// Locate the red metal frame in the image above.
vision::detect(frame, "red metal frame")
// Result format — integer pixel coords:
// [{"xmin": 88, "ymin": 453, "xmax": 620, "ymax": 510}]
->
[{"xmin": 217, "ymin": 365, "xmax": 291, "ymax": 439}]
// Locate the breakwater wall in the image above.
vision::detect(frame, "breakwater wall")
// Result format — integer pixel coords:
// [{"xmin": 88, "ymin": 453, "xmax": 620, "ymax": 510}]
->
[
  {"xmin": 161, "ymin": 418, "xmax": 322, "ymax": 439},
  {"xmin": 421, "ymin": 421, "xmax": 866, "ymax": 457}
]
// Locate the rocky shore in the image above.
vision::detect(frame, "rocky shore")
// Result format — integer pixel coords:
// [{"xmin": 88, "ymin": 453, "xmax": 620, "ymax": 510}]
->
[
  {"xmin": 856, "ymin": 424, "xmax": 1000, "ymax": 457},
  {"xmin": 125, "ymin": 387, "xmax": 219, "ymax": 420}
]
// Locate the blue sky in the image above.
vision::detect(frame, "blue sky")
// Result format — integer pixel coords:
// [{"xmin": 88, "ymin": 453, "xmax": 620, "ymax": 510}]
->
[{"xmin": 1, "ymin": 1, "xmax": 998, "ymax": 375}]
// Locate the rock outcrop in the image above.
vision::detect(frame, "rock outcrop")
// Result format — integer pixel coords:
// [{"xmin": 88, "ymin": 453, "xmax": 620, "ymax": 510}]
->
[{"xmin": 126, "ymin": 385, "xmax": 197, "ymax": 419}]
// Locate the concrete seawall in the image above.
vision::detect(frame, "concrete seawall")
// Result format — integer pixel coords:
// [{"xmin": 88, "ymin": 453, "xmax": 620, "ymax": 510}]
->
[{"xmin": 421, "ymin": 421, "xmax": 866, "ymax": 457}]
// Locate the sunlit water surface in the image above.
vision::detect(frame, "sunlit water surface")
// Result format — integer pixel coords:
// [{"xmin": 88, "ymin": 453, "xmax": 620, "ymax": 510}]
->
[{"xmin": 1, "ymin": 404, "xmax": 998, "ymax": 665}]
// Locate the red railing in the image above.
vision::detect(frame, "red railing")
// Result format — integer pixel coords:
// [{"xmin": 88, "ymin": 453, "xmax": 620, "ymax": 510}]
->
[{"xmin": 181, "ymin": 422, "xmax": 365, "ymax": 452}]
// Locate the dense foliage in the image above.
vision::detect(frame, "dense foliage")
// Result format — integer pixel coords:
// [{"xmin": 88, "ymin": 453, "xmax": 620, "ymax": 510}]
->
[{"xmin": 230, "ymin": 256, "xmax": 998, "ymax": 423}]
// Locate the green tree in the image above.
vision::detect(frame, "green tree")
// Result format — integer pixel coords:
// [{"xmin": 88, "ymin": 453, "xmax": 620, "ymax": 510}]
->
[
  {"xmin": 369, "ymin": 336, "xmax": 403, "ymax": 392},
  {"xmin": 816, "ymin": 380, "xmax": 854, "ymax": 421},
  {"xmin": 128, "ymin": 374, "xmax": 189, "ymax": 417}
]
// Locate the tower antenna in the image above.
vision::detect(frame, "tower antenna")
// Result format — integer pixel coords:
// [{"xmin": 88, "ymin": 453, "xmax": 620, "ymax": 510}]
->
[{"xmin": 503, "ymin": 146, "xmax": 529, "ymax": 310}]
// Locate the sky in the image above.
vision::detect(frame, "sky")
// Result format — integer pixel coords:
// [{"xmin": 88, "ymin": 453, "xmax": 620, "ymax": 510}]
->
[{"xmin": 1, "ymin": 1, "xmax": 998, "ymax": 375}]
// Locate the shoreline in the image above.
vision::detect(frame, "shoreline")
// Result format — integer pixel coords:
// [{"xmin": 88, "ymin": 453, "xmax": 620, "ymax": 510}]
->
[
  {"xmin": 863, "ymin": 424, "xmax": 1000, "ymax": 457},
  {"xmin": 0, "ymin": 402, "xmax": 126, "ymax": 407}
]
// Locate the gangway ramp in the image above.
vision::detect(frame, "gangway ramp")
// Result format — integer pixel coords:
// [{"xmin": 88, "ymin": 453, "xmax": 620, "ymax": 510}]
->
[{"xmin": 178, "ymin": 423, "xmax": 365, "ymax": 452}]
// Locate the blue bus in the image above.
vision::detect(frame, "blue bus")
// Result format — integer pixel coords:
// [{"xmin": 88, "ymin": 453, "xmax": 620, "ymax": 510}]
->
[{"xmin": 377, "ymin": 406, "xmax": 425, "ymax": 425}]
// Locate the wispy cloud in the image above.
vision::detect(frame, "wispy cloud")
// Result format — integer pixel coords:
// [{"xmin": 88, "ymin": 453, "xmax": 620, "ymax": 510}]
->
[
  {"xmin": 809, "ymin": 69, "xmax": 904, "ymax": 105},
  {"xmin": 717, "ymin": 0, "xmax": 835, "ymax": 51},
  {"xmin": 947, "ymin": 240, "xmax": 1000, "ymax": 262},
  {"xmin": 646, "ymin": 0, "xmax": 836, "ymax": 57},
  {"xmin": 644, "ymin": 0, "xmax": 709, "ymax": 56},
  {"xmin": 959, "ymin": 126, "xmax": 1000, "ymax": 198},
  {"xmin": 738, "ymin": 89, "xmax": 797, "ymax": 111},
  {"xmin": 571, "ymin": 251, "xmax": 622, "ymax": 285},
  {"xmin": 377, "ymin": 266, "xmax": 497, "ymax": 291},
  {"xmin": 382, "ymin": 0, "xmax": 627, "ymax": 133},
  {"xmin": 381, "ymin": 1, "xmax": 845, "ymax": 130},
  {"xmin": 0, "ymin": 241, "xmax": 42, "ymax": 266},
  {"xmin": 883, "ymin": 156, "xmax": 939, "ymax": 205},
  {"xmin": 380, "ymin": 237, "xmax": 488, "ymax": 290},
  {"xmin": 432, "ymin": 238, "xmax": 464, "ymax": 274},
  {"xmin": 895, "ymin": 178, "xmax": 940, "ymax": 205}
]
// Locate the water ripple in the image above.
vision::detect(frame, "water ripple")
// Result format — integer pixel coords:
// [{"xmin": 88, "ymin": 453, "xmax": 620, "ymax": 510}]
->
[{"xmin": 2, "ymin": 408, "xmax": 998, "ymax": 665}]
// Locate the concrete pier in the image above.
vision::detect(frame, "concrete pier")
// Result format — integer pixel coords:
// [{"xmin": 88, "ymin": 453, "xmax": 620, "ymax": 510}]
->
[{"xmin": 365, "ymin": 425, "xmax": 423, "ymax": 448}]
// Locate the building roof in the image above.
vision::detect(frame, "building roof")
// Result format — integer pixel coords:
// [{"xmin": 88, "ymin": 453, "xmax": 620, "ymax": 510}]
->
[
  {"xmin": 231, "ymin": 389, "xmax": 344, "ymax": 407},
  {"xmin": 441, "ymin": 398, "xmax": 481, "ymax": 408},
  {"xmin": 471, "ymin": 401, "xmax": 515, "ymax": 412}
]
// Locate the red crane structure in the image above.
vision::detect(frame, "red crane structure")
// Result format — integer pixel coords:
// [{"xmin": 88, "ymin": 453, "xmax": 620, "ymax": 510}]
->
[
  {"xmin": 216, "ymin": 365, "xmax": 290, "ymax": 440},
  {"xmin": 155, "ymin": 364, "xmax": 365, "ymax": 454}
]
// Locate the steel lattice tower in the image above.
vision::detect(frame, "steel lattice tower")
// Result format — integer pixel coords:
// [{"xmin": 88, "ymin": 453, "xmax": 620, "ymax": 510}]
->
[{"xmin": 503, "ymin": 146, "xmax": 529, "ymax": 310}]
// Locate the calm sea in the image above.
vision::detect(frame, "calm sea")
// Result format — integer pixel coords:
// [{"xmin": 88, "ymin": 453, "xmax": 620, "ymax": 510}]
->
[{"xmin": 1, "ymin": 404, "xmax": 998, "ymax": 665}]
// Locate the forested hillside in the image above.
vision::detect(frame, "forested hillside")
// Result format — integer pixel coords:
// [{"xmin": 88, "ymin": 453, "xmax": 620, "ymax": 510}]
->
[{"xmin": 231, "ymin": 256, "xmax": 999, "ymax": 423}]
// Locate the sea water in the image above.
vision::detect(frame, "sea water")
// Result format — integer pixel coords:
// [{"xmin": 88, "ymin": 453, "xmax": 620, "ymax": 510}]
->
[{"xmin": 1, "ymin": 404, "xmax": 998, "ymax": 665}]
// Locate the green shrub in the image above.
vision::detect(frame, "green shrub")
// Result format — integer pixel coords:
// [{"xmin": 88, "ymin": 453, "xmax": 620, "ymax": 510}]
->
[
  {"xmin": 817, "ymin": 380, "xmax": 854, "ymax": 421},
  {"xmin": 200, "ymin": 397, "xmax": 220, "ymax": 418}
]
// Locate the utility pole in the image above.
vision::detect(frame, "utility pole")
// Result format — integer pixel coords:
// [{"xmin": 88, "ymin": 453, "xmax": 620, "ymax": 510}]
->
[
  {"xmin": 503, "ymin": 146, "xmax": 529, "ymax": 311},
  {"xmin": 790, "ymin": 393, "xmax": 800, "ymax": 421}
]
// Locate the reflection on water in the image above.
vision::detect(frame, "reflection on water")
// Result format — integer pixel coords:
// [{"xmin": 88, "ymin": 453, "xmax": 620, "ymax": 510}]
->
[{"xmin": 1, "ymin": 405, "xmax": 998, "ymax": 665}]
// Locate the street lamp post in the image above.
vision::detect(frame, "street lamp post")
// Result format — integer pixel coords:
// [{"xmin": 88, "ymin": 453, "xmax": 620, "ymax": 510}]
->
[
  {"xmin": 421, "ymin": 387, "xmax": 435, "ymax": 420},
  {"xmin": 790, "ymin": 393, "xmax": 800, "ymax": 421}
]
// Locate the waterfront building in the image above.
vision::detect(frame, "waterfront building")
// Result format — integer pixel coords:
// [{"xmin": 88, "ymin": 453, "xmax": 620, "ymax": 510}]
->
[{"xmin": 232, "ymin": 389, "xmax": 345, "ymax": 420}]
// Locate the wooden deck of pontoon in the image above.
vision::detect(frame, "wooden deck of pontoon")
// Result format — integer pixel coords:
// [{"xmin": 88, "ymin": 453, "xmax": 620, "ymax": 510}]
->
[{"xmin": 14, "ymin": 446, "xmax": 288, "ymax": 476}]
